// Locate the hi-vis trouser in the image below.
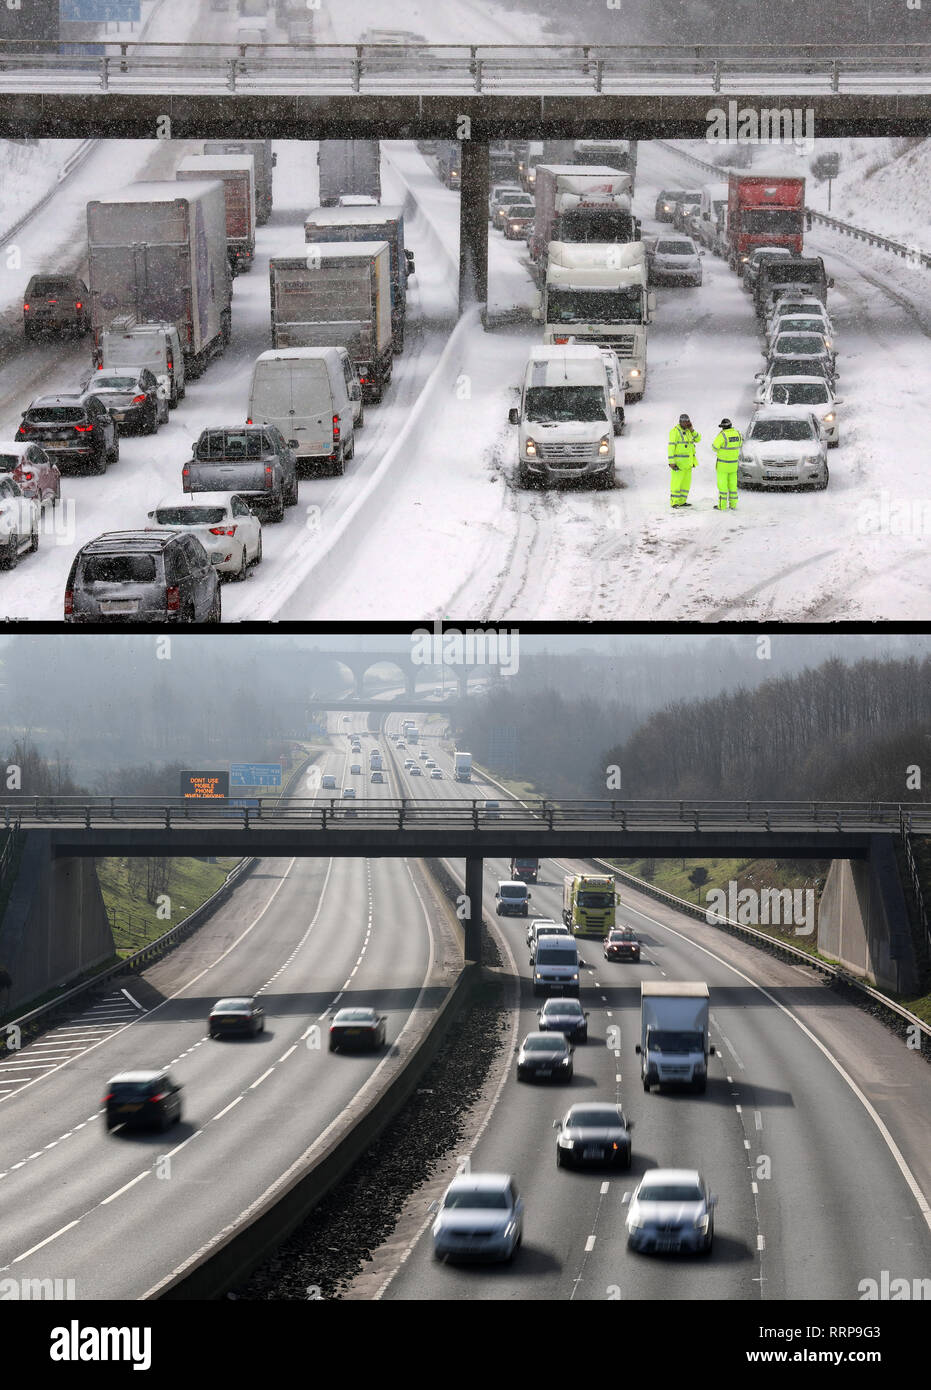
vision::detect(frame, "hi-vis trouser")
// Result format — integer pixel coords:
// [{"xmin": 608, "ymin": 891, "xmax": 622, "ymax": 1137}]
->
[
  {"xmin": 670, "ymin": 464, "xmax": 694, "ymax": 507},
  {"xmin": 712, "ymin": 428, "xmax": 742, "ymax": 510}
]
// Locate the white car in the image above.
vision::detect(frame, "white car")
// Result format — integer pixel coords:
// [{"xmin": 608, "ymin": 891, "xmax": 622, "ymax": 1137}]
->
[
  {"xmin": 765, "ymin": 297, "xmax": 831, "ymax": 336},
  {"xmin": 145, "ymin": 492, "xmax": 262, "ymax": 581},
  {"xmin": 419, "ymin": 749, "xmax": 429, "ymax": 759},
  {"xmin": 0, "ymin": 476, "xmax": 40, "ymax": 568},
  {"xmin": 430, "ymin": 1173, "xmax": 523, "ymax": 1263},
  {"xmin": 766, "ymin": 314, "xmax": 835, "ymax": 352},
  {"xmin": 754, "ymin": 374, "xmax": 842, "ymax": 446},
  {"xmin": 767, "ymin": 331, "xmax": 836, "ymax": 380},
  {"xmin": 488, "ymin": 184, "xmax": 523, "ymax": 221},
  {"xmin": 484, "ymin": 799, "xmax": 501, "ymax": 819},
  {"xmin": 430, "ymin": 769, "xmax": 443, "ymax": 778},
  {"xmin": 648, "ymin": 235, "xmax": 702, "ymax": 287},
  {"xmin": 342, "ymin": 786, "xmax": 356, "ymax": 798},
  {"xmin": 738, "ymin": 406, "xmax": 829, "ymax": 490},
  {"xmin": 350, "ymin": 764, "xmax": 361, "ymax": 775},
  {"xmin": 321, "ymin": 774, "xmax": 337, "ymax": 789},
  {"xmin": 626, "ymin": 1168, "xmax": 716, "ymax": 1254},
  {"xmin": 404, "ymin": 758, "xmax": 415, "ymax": 768}
]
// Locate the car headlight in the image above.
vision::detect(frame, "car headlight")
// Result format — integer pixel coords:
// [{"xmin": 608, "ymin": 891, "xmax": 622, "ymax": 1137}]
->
[
  {"xmin": 535, "ymin": 972, "xmax": 544, "ymax": 980},
  {"xmin": 560, "ymin": 1056, "xmax": 571, "ymax": 1066},
  {"xmin": 739, "ymin": 451, "xmax": 751, "ymax": 463},
  {"xmin": 570, "ymin": 972, "xmax": 579, "ymax": 981},
  {"xmin": 803, "ymin": 454, "xmax": 820, "ymax": 466},
  {"xmin": 628, "ymin": 1212, "xmax": 645, "ymax": 1230},
  {"xmin": 598, "ymin": 436, "xmax": 611, "ymax": 456},
  {"xmin": 822, "ymin": 412, "xmax": 835, "ymax": 423},
  {"xmin": 629, "ymin": 367, "xmax": 641, "ymax": 379},
  {"xmin": 693, "ymin": 1212, "xmax": 711, "ymax": 1230},
  {"xmin": 558, "ymin": 1134, "xmax": 575, "ymax": 1147},
  {"xmin": 524, "ymin": 437, "xmax": 537, "ymax": 457}
]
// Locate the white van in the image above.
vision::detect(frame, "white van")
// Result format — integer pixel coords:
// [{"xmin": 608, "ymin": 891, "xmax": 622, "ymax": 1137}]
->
[
  {"xmin": 99, "ymin": 317, "xmax": 185, "ymax": 409},
  {"xmin": 509, "ymin": 345, "xmax": 615, "ymax": 488},
  {"xmin": 532, "ymin": 936, "xmax": 582, "ymax": 998},
  {"xmin": 247, "ymin": 347, "xmax": 358, "ymax": 475}
]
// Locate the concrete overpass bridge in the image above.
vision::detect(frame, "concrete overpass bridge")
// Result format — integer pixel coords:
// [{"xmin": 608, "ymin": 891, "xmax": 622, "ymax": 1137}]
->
[
  {"xmin": 311, "ymin": 649, "xmax": 501, "ymax": 698},
  {"xmin": 1, "ymin": 42, "xmax": 929, "ymax": 310},
  {"xmin": 1, "ymin": 799, "xmax": 926, "ymax": 994}
]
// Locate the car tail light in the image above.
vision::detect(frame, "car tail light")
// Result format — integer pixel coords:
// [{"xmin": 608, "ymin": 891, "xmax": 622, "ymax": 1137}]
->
[
  {"xmin": 64, "ymin": 590, "xmax": 74, "ymax": 616},
  {"xmin": 73, "ymin": 423, "xmax": 93, "ymax": 433},
  {"xmin": 246, "ymin": 417, "xmax": 252, "ymax": 424},
  {"xmin": 148, "ymin": 1093, "xmax": 168, "ymax": 1104},
  {"xmin": 131, "ymin": 395, "xmax": 146, "ymax": 406},
  {"xmin": 23, "ymin": 303, "xmax": 29, "ymax": 312},
  {"xmin": 182, "ymin": 466, "xmax": 190, "ymax": 486},
  {"xmin": 166, "ymin": 586, "xmax": 181, "ymax": 612},
  {"xmin": 101, "ymin": 1092, "xmax": 113, "ymax": 1103},
  {"xmin": 75, "ymin": 301, "xmax": 83, "ymax": 310},
  {"xmin": 22, "ymin": 472, "xmax": 33, "ymax": 482},
  {"xmin": 332, "ymin": 413, "xmax": 340, "ymax": 442},
  {"xmin": 208, "ymin": 525, "xmax": 236, "ymax": 536},
  {"xmin": 265, "ymin": 464, "xmax": 274, "ymax": 489},
  {"xmin": 553, "ymin": 336, "xmax": 569, "ymax": 345},
  {"xmin": 167, "ymin": 357, "xmax": 173, "ymax": 370}
]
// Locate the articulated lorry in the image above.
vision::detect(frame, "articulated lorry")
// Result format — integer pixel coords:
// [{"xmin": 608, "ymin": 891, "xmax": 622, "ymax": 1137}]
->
[
  {"xmin": 454, "ymin": 751, "xmax": 472, "ymax": 781},
  {"xmin": 269, "ymin": 242, "xmax": 393, "ymax": 402},
  {"xmin": 636, "ymin": 982, "xmax": 716, "ymax": 1094},
  {"xmin": 176, "ymin": 153, "xmax": 256, "ymax": 276},
  {"xmin": 317, "ymin": 140, "xmax": 381, "ymax": 206},
  {"xmin": 203, "ymin": 140, "xmax": 276, "ymax": 224},
  {"xmin": 530, "ymin": 166, "xmax": 638, "ymax": 271},
  {"xmin": 562, "ymin": 873, "xmax": 616, "ymax": 937},
  {"xmin": 727, "ymin": 173, "xmax": 805, "ymax": 272},
  {"xmin": 87, "ymin": 181, "xmax": 232, "ymax": 379},
  {"xmin": 303, "ymin": 205, "xmax": 414, "ymax": 353},
  {"xmin": 538, "ymin": 241, "xmax": 653, "ymax": 401}
]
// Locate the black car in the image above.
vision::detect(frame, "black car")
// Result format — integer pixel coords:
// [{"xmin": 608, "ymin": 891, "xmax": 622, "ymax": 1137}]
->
[
  {"xmin": 554, "ymin": 1102, "xmax": 633, "ymax": 1169},
  {"xmin": 209, "ymin": 996, "xmax": 265, "ymax": 1037},
  {"xmin": 537, "ymin": 997, "xmax": 588, "ymax": 1043},
  {"xmin": 517, "ymin": 1031, "xmax": 573, "ymax": 1082},
  {"xmin": 329, "ymin": 1006, "xmax": 387, "ymax": 1052},
  {"xmin": 81, "ymin": 367, "xmax": 165, "ymax": 434},
  {"xmin": 23, "ymin": 273, "xmax": 90, "ymax": 339},
  {"xmin": 65, "ymin": 530, "xmax": 221, "ymax": 624},
  {"xmin": 604, "ymin": 928, "xmax": 641, "ymax": 962},
  {"xmin": 16, "ymin": 393, "xmax": 118, "ymax": 474},
  {"xmin": 103, "ymin": 1070, "xmax": 183, "ymax": 1132},
  {"xmin": 654, "ymin": 189, "xmax": 690, "ymax": 222}
]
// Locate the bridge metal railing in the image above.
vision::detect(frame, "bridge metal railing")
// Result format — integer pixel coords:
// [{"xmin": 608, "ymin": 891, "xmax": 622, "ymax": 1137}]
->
[
  {"xmin": 1, "ymin": 796, "xmax": 930, "ymax": 833},
  {"xmin": 0, "ymin": 42, "xmax": 929, "ymax": 95}
]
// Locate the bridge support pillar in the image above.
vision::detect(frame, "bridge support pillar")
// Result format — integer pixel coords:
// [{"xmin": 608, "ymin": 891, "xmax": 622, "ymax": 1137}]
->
[
  {"xmin": 458, "ymin": 141, "xmax": 489, "ymax": 319},
  {"xmin": 464, "ymin": 855, "xmax": 484, "ymax": 963}
]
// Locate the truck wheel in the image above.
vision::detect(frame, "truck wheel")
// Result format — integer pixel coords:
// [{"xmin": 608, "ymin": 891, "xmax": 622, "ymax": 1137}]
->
[{"xmin": 693, "ymin": 1077, "xmax": 707, "ymax": 1094}]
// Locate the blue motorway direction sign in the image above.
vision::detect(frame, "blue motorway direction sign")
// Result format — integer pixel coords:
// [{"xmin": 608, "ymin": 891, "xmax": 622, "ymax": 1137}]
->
[
  {"xmin": 230, "ymin": 763, "xmax": 282, "ymax": 787},
  {"xmin": 60, "ymin": 0, "xmax": 141, "ymax": 21}
]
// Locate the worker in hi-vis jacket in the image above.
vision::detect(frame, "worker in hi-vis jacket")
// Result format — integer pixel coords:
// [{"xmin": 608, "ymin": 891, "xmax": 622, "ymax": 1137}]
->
[{"xmin": 668, "ymin": 413, "xmax": 701, "ymax": 507}]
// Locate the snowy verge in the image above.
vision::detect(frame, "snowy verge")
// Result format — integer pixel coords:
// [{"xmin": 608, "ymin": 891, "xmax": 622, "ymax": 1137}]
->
[{"xmin": 381, "ymin": 143, "xmax": 459, "ymax": 300}]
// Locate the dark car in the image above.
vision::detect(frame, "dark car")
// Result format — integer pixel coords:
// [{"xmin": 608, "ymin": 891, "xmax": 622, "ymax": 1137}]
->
[
  {"xmin": 654, "ymin": 190, "xmax": 688, "ymax": 222},
  {"xmin": 103, "ymin": 1069, "xmax": 183, "ymax": 1132},
  {"xmin": 742, "ymin": 245, "xmax": 793, "ymax": 291},
  {"xmin": 16, "ymin": 393, "xmax": 118, "ymax": 475},
  {"xmin": 538, "ymin": 997, "xmax": 588, "ymax": 1043},
  {"xmin": 554, "ymin": 1102, "xmax": 633, "ymax": 1169},
  {"xmin": 517, "ymin": 1031, "xmax": 573, "ymax": 1082},
  {"xmin": 65, "ymin": 530, "xmax": 221, "ymax": 624},
  {"xmin": 209, "ymin": 996, "xmax": 265, "ymax": 1037},
  {"xmin": 328, "ymin": 1006, "xmax": 387, "ymax": 1052},
  {"xmin": 80, "ymin": 367, "xmax": 165, "ymax": 434},
  {"xmin": 184, "ymin": 425, "xmax": 299, "ymax": 521},
  {"xmin": 0, "ymin": 441, "xmax": 61, "ymax": 508},
  {"xmin": 604, "ymin": 928, "xmax": 641, "ymax": 962},
  {"xmin": 23, "ymin": 273, "xmax": 90, "ymax": 340}
]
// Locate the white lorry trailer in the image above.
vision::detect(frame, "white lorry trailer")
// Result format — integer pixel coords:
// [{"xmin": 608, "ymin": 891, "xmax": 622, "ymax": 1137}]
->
[
  {"xmin": 454, "ymin": 751, "xmax": 472, "ymax": 781},
  {"xmin": 636, "ymin": 982, "xmax": 715, "ymax": 1094}
]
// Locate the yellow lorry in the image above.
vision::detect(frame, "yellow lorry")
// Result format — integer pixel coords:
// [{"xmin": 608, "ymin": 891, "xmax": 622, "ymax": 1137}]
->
[{"xmin": 562, "ymin": 873, "xmax": 616, "ymax": 937}]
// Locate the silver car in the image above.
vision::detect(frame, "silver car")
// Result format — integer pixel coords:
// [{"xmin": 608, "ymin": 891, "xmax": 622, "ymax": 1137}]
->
[
  {"xmin": 754, "ymin": 375, "xmax": 842, "ymax": 446},
  {"xmin": 767, "ymin": 331, "xmax": 836, "ymax": 380},
  {"xmin": 626, "ymin": 1168, "xmax": 717, "ymax": 1254},
  {"xmin": 649, "ymin": 236, "xmax": 702, "ymax": 287},
  {"xmin": 430, "ymin": 1173, "xmax": 523, "ymax": 1262},
  {"xmin": 738, "ymin": 407, "xmax": 828, "ymax": 490}
]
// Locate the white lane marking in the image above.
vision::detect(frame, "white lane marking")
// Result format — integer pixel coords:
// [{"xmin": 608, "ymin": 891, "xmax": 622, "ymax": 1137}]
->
[
  {"xmin": 735, "ymin": 1105, "xmax": 742, "ymax": 1114},
  {"xmin": 584, "ymin": 1235, "xmax": 596, "ymax": 1252},
  {"xmin": 101, "ymin": 1171, "xmax": 150, "ymax": 1205},
  {"xmin": 121, "ymin": 988, "xmax": 143, "ymax": 1009},
  {"xmin": 249, "ymin": 1068, "xmax": 274, "ymax": 1090},
  {"xmin": 12, "ymin": 1220, "xmax": 81, "ymax": 1262},
  {"xmin": 213, "ymin": 1096, "xmax": 243, "ymax": 1121},
  {"xmin": 612, "ymin": 892, "xmax": 931, "ymax": 1234},
  {"xmin": 757, "ymin": 1234, "xmax": 766, "ymax": 1251},
  {"xmin": 754, "ymin": 1111, "xmax": 763, "ymax": 1131},
  {"xmin": 278, "ymin": 1045, "xmax": 297, "ymax": 1062},
  {"xmin": 600, "ymin": 1182, "xmax": 610, "ymax": 1195}
]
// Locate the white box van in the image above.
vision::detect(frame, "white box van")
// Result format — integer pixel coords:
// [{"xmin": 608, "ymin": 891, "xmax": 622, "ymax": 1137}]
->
[
  {"xmin": 509, "ymin": 345, "xmax": 615, "ymax": 488},
  {"xmin": 532, "ymin": 936, "xmax": 582, "ymax": 998},
  {"xmin": 247, "ymin": 347, "xmax": 358, "ymax": 475},
  {"xmin": 495, "ymin": 880, "xmax": 531, "ymax": 917},
  {"xmin": 99, "ymin": 317, "xmax": 185, "ymax": 409}
]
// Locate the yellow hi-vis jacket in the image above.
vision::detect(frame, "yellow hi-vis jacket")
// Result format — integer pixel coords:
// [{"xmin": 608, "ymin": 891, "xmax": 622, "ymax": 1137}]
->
[
  {"xmin": 669, "ymin": 425, "xmax": 701, "ymax": 467},
  {"xmin": 712, "ymin": 428, "xmax": 742, "ymax": 462}
]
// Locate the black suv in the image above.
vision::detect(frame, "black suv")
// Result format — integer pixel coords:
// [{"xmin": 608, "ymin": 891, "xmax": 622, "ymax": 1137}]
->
[
  {"xmin": 16, "ymin": 393, "xmax": 118, "ymax": 474},
  {"xmin": 65, "ymin": 530, "xmax": 221, "ymax": 623},
  {"xmin": 23, "ymin": 274, "xmax": 90, "ymax": 339},
  {"xmin": 80, "ymin": 366, "xmax": 164, "ymax": 434}
]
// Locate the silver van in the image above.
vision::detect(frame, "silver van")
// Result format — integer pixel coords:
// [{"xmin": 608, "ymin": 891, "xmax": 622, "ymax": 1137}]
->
[
  {"xmin": 99, "ymin": 317, "xmax": 186, "ymax": 409},
  {"xmin": 248, "ymin": 347, "xmax": 358, "ymax": 475},
  {"xmin": 532, "ymin": 936, "xmax": 582, "ymax": 998}
]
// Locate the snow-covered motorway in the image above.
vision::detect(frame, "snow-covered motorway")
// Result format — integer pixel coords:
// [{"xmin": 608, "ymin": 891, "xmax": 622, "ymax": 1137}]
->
[
  {"xmin": 0, "ymin": 710, "xmax": 450, "ymax": 1299},
  {"xmin": 351, "ymin": 724, "xmax": 931, "ymax": 1302},
  {"xmin": 0, "ymin": 135, "xmax": 927, "ymax": 622}
]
